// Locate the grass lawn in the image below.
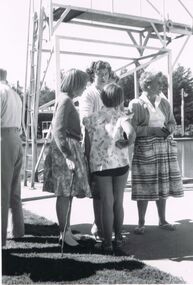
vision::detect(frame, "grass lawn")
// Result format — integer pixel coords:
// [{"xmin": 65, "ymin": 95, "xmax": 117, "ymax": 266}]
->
[{"xmin": 2, "ymin": 209, "xmax": 185, "ymax": 284}]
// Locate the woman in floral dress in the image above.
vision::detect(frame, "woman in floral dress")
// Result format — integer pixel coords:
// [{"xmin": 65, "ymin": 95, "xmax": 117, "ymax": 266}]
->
[{"xmin": 43, "ymin": 69, "xmax": 91, "ymax": 247}]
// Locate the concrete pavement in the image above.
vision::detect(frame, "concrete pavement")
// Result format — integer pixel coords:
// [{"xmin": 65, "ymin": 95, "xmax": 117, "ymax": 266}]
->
[{"xmin": 21, "ymin": 181, "xmax": 193, "ymax": 284}]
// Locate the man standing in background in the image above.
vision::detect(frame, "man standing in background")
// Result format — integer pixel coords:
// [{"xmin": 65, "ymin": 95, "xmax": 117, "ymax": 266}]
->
[{"xmin": 0, "ymin": 68, "xmax": 24, "ymax": 247}]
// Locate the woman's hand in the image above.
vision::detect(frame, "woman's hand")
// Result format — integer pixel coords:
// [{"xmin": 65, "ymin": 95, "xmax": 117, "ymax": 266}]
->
[
  {"xmin": 164, "ymin": 124, "xmax": 173, "ymax": 134},
  {"xmin": 153, "ymin": 127, "xmax": 170, "ymax": 138},
  {"xmin": 66, "ymin": 156, "xmax": 75, "ymax": 171},
  {"xmin": 115, "ymin": 139, "xmax": 129, "ymax": 149}
]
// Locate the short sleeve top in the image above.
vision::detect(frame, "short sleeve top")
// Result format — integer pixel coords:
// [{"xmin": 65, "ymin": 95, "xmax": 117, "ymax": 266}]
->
[{"xmin": 83, "ymin": 107, "xmax": 130, "ymax": 173}]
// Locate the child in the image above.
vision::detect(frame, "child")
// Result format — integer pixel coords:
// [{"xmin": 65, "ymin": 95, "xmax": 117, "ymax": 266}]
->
[
  {"xmin": 43, "ymin": 69, "xmax": 91, "ymax": 248},
  {"xmin": 83, "ymin": 83, "xmax": 136, "ymax": 254}
]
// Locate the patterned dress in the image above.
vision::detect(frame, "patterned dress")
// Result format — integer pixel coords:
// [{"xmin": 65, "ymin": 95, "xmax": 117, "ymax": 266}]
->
[
  {"xmin": 83, "ymin": 107, "xmax": 131, "ymax": 173},
  {"xmin": 43, "ymin": 93, "xmax": 91, "ymax": 198}
]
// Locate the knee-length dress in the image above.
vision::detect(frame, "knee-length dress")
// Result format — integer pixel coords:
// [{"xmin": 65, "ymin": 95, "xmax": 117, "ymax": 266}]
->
[{"xmin": 43, "ymin": 93, "xmax": 91, "ymax": 198}]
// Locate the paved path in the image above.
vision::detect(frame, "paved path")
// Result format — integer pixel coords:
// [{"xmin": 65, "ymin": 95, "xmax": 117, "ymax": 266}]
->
[{"xmin": 21, "ymin": 182, "xmax": 193, "ymax": 284}]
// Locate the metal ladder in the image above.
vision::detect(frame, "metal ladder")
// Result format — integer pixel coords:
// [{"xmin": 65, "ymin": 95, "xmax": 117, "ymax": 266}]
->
[{"xmin": 23, "ymin": 7, "xmax": 45, "ymax": 188}]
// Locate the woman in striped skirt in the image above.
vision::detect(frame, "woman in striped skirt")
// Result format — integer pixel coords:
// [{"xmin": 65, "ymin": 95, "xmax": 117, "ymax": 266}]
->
[{"xmin": 128, "ymin": 71, "xmax": 183, "ymax": 234}]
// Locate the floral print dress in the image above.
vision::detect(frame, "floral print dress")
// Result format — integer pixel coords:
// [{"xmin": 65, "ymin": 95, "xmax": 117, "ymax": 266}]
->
[{"xmin": 83, "ymin": 107, "xmax": 131, "ymax": 173}]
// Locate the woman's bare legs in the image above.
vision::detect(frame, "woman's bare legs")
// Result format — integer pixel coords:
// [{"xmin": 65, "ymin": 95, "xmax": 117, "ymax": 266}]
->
[
  {"xmin": 56, "ymin": 196, "xmax": 79, "ymax": 246},
  {"xmin": 156, "ymin": 198, "xmax": 167, "ymax": 225},
  {"xmin": 94, "ymin": 171, "xmax": 128, "ymax": 247},
  {"xmin": 134, "ymin": 200, "xmax": 148, "ymax": 234},
  {"xmin": 92, "ymin": 198, "xmax": 103, "ymax": 239},
  {"xmin": 113, "ymin": 171, "xmax": 128, "ymax": 238},
  {"xmin": 156, "ymin": 198, "xmax": 175, "ymax": 230},
  {"xmin": 137, "ymin": 200, "xmax": 148, "ymax": 227},
  {"xmin": 94, "ymin": 175, "xmax": 114, "ymax": 246}
]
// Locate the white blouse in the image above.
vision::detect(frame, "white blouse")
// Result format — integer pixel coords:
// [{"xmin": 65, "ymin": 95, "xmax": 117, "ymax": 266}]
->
[{"xmin": 140, "ymin": 93, "xmax": 165, "ymax": 128}]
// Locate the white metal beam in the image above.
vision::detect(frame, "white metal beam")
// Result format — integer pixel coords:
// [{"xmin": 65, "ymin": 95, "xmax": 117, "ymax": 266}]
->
[
  {"xmin": 54, "ymin": 35, "xmax": 61, "ymax": 99},
  {"xmin": 172, "ymin": 35, "xmax": 191, "ymax": 69},
  {"xmin": 167, "ymin": 50, "xmax": 173, "ymax": 110},
  {"xmin": 56, "ymin": 35, "xmax": 164, "ymax": 51},
  {"xmin": 53, "ymin": 7, "xmax": 71, "ymax": 34},
  {"xmin": 178, "ymin": 0, "xmax": 193, "ymax": 20},
  {"xmin": 69, "ymin": 20, "xmax": 142, "ymax": 34},
  {"xmin": 151, "ymin": 22, "xmax": 166, "ymax": 47},
  {"xmin": 119, "ymin": 51, "xmax": 168, "ymax": 79}
]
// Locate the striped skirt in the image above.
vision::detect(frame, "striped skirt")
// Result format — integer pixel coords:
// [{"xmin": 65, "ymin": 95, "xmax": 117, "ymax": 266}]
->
[
  {"xmin": 131, "ymin": 137, "xmax": 184, "ymax": 200},
  {"xmin": 43, "ymin": 138, "xmax": 91, "ymax": 198}
]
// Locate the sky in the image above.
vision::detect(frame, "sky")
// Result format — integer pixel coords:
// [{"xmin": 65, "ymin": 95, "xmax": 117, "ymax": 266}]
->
[{"xmin": 1, "ymin": 0, "xmax": 193, "ymax": 88}]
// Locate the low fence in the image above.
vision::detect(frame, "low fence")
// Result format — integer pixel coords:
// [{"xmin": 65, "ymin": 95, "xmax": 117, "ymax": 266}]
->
[
  {"xmin": 175, "ymin": 137, "xmax": 193, "ymax": 179},
  {"xmin": 22, "ymin": 137, "xmax": 193, "ymax": 182}
]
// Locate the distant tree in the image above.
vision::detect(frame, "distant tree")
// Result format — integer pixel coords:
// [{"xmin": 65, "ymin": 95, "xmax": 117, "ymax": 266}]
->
[
  {"xmin": 39, "ymin": 85, "xmax": 55, "ymax": 106},
  {"xmin": 161, "ymin": 74, "xmax": 168, "ymax": 97},
  {"xmin": 173, "ymin": 65, "xmax": 193, "ymax": 126},
  {"xmin": 118, "ymin": 72, "xmax": 134, "ymax": 107},
  {"xmin": 118, "ymin": 67, "xmax": 147, "ymax": 106}
]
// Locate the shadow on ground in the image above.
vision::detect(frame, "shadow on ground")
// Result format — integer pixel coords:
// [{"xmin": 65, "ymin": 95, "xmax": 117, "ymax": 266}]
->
[
  {"xmin": 70, "ymin": 218, "xmax": 193, "ymax": 261},
  {"xmin": 2, "ymin": 209, "xmax": 189, "ymax": 283},
  {"xmin": 121, "ymin": 219, "xmax": 193, "ymax": 261},
  {"xmin": 2, "ymin": 249, "xmax": 144, "ymax": 283}
]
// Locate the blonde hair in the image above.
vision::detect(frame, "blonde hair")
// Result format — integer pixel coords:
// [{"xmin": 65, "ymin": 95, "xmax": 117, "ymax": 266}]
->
[
  {"xmin": 101, "ymin": 83, "xmax": 124, "ymax": 108},
  {"xmin": 61, "ymin": 69, "xmax": 89, "ymax": 98},
  {"xmin": 139, "ymin": 71, "xmax": 163, "ymax": 91}
]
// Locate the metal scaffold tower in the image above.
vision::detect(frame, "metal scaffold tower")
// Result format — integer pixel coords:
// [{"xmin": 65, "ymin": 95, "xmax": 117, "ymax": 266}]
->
[{"xmin": 23, "ymin": 0, "xmax": 193, "ymax": 188}]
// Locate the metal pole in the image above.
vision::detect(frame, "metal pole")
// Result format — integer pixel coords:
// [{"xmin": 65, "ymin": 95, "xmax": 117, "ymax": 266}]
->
[
  {"xmin": 54, "ymin": 35, "xmax": 61, "ymax": 100},
  {"xmin": 23, "ymin": 0, "xmax": 32, "ymax": 137},
  {"xmin": 181, "ymin": 88, "xmax": 185, "ymax": 136},
  {"xmin": 167, "ymin": 50, "xmax": 173, "ymax": 111},
  {"xmin": 134, "ymin": 71, "xmax": 139, "ymax": 98}
]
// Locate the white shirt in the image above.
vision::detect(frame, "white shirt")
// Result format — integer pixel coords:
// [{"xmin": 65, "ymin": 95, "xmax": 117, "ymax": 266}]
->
[
  {"xmin": 140, "ymin": 93, "xmax": 165, "ymax": 128},
  {"xmin": 0, "ymin": 82, "xmax": 22, "ymax": 128},
  {"xmin": 79, "ymin": 84, "xmax": 104, "ymax": 120}
]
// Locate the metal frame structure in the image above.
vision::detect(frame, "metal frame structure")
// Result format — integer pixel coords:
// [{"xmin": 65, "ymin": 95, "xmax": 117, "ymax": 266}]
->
[{"xmin": 23, "ymin": 0, "xmax": 193, "ymax": 188}]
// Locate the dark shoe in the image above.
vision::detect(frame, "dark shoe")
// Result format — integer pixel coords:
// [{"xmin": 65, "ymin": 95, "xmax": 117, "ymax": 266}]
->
[
  {"xmin": 134, "ymin": 226, "xmax": 145, "ymax": 235},
  {"xmin": 114, "ymin": 233, "xmax": 124, "ymax": 248},
  {"xmin": 114, "ymin": 234, "xmax": 130, "ymax": 256},
  {"xmin": 101, "ymin": 241, "xmax": 114, "ymax": 255},
  {"xmin": 94, "ymin": 241, "xmax": 114, "ymax": 255}
]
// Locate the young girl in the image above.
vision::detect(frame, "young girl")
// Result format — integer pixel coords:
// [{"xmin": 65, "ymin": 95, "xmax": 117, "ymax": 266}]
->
[
  {"xmin": 83, "ymin": 83, "xmax": 136, "ymax": 254},
  {"xmin": 43, "ymin": 69, "xmax": 91, "ymax": 247}
]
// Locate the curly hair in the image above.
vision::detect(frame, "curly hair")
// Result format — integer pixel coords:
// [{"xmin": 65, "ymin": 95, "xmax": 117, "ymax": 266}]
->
[
  {"xmin": 86, "ymin": 61, "xmax": 112, "ymax": 83},
  {"xmin": 139, "ymin": 71, "xmax": 164, "ymax": 91}
]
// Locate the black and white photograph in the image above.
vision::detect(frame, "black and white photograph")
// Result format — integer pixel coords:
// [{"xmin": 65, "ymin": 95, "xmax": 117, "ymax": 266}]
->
[{"xmin": 1, "ymin": 0, "xmax": 193, "ymax": 284}]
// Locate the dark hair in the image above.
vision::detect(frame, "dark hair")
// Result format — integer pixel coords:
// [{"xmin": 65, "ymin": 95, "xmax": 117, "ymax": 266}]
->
[
  {"xmin": 61, "ymin": 68, "xmax": 89, "ymax": 98},
  {"xmin": 86, "ymin": 61, "xmax": 112, "ymax": 83},
  {"xmin": 101, "ymin": 83, "xmax": 124, "ymax": 108},
  {"xmin": 109, "ymin": 71, "xmax": 120, "ymax": 83},
  {"xmin": 139, "ymin": 71, "xmax": 163, "ymax": 91}
]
